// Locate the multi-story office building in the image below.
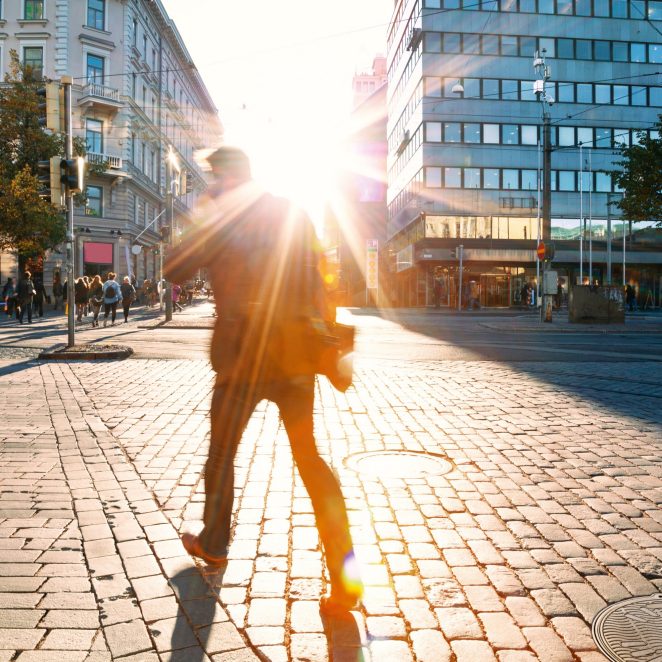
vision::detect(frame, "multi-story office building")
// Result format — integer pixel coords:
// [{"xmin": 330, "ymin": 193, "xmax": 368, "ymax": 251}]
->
[
  {"xmin": 0, "ymin": 0, "xmax": 221, "ymax": 290},
  {"xmin": 386, "ymin": 0, "xmax": 661, "ymax": 307}
]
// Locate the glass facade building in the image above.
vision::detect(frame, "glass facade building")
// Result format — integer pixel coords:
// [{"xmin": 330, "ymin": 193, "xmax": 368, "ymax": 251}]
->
[{"xmin": 386, "ymin": 0, "xmax": 662, "ymax": 307}]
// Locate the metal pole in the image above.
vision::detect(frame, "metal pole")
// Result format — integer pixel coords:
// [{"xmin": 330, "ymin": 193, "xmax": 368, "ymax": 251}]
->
[
  {"xmin": 606, "ymin": 194, "xmax": 612, "ymax": 285},
  {"xmin": 159, "ymin": 244, "xmax": 163, "ymax": 310},
  {"xmin": 579, "ymin": 144, "xmax": 583, "ymax": 286},
  {"xmin": 164, "ymin": 156, "xmax": 173, "ymax": 321},
  {"xmin": 588, "ymin": 148, "xmax": 593, "ymax": 283},
  {"xmin": 457, "ymin": 245, "xmax": 463, "ymax": 311},
  {"xmin": 622, "ymin": 214, "xmax": 626, "ymax": 287},
  {"xmin": 541, "ymin": 111, "xmax": 552, "ymax": 321},
  {"xmin": 542, "ymin": 113, "xmax": 552, "ymax": 242},
  {"xmin": 536, "ymin": 140, "xmax": 541, "ymax": 306},
  {"xmin": 63, "ymin": 76, "xmax": 75, "ymax": 348}
]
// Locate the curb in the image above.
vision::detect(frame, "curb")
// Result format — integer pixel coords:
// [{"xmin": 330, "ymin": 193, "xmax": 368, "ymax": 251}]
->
[{"xmin": 39, "ymin": 343, "xmax": 134, "ymax": 361}]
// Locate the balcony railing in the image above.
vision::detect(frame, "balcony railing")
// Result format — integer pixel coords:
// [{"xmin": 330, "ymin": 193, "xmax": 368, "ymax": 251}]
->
[
  {"xmin": 82, "ymin": 82, "xmax": 121, "ymax": 103},
  {"xmin": 87, "ymin": 152, "xmax": 122, "ymax": 169}
]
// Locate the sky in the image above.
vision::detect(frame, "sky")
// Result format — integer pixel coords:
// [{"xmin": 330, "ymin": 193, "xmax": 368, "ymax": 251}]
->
[{"xmin": 162, "ymin": 0, "xmax": 393, "ymax": 227}]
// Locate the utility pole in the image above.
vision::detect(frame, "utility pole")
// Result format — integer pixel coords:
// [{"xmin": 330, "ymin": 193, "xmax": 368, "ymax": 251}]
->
[
  {"xmin": 164, "ymin": 154, "xmax": 173, "ymax": 322},
  {"xmin": 606, "ymin": 194, "xmax": 612, "ymax": 284},
  {"xmin": 534, "ymin": 50, "xmax": 554, "ymax": 321},
  {"xmin": 63, "ymin": 76, "xmax": 75, "ymax": 348},
  {"xmin": 457, "ymin": 244, "xmax": 464, "ymax": 311}
]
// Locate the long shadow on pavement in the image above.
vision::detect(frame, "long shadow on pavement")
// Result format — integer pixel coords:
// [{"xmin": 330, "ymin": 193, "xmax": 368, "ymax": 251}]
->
[
  {"xmin": 167, "ymin": 566, "xmax": 223, "ymax": 661},
  {"xmin": 0, "ymin": 358, "xmax": 40, "ymax": 377},
  {"xmin": 354, "ymin": 308, "xmax": 662, "ymax": 428}
]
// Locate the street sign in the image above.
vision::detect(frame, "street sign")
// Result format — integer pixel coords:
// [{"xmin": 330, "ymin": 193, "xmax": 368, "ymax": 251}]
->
[{"xmin": 537, "ymin": 242, "xmax": 545, "ymax": 260}]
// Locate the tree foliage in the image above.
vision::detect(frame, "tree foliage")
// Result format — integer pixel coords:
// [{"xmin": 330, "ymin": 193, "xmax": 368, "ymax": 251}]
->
[
  {"xmin": 611, "ymin": 114, "xmax": 662, "ymax": 226},
  {"xmin": 0, "ymin": 50, "xmax": 65, "ymax": 254}
]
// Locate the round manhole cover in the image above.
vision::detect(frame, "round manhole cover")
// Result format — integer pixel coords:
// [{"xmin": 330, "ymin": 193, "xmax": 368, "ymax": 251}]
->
[
  {"xmin": 345, "ymin": 451, "xmax": 453, "ymax": 478},
  {"xmin": 592, "ymin": 593, "xmax": 662, "ymax": 661}
]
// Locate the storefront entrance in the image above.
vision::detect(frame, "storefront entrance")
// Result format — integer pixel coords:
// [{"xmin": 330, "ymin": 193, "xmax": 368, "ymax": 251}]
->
[{"xmin": 479, "ymin": 274, "xmax": 511, "ymax": 308}]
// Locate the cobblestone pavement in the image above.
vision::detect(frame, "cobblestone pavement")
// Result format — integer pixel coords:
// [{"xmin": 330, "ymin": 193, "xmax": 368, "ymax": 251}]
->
[{"xmin": 1, "ymin": 353, "xmax": 661, "ymax": 661}]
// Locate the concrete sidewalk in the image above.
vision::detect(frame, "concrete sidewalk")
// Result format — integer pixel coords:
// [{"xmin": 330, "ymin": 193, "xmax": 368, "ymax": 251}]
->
[{"xmin": 1, "ymin": 352, "xmax": 661, "ymax": 660}]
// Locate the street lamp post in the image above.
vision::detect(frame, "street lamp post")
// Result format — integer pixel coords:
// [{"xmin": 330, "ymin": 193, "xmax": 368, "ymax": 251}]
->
[
  {"xmin": 534, "ymin": 49, "xmax": 554, "ymax": 322},
  {"xmin": 164, "ymin": 147, "xmax": 179, "ymax": 322}
]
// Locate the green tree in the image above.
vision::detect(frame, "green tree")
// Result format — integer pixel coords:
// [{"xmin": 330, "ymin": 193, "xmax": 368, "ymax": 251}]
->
[
  {"xmin": 0, "ymin": 50, "xmax": 65, "ymax": 255},
  {"xmin": 611, "ymin": 114, "xmax": 662, "ymax": 226}
]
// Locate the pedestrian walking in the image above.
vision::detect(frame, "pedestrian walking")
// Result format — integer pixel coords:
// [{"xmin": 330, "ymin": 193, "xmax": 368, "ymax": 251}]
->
[
  {"xmin": 32, "ymin": 276, "xmax": 47, "ymax": 318},
  {"xmin": 172, "ymin": 283, "xmax": 184, "ymax": 312},
  {"xmin": 16, "ymin": 271, "xmax": 36, "ymax": 324},
  {"xmin": 88, "ymin": 275, "xmax": 104, "ymax": 327},
  {"xmin": 120, "ymin": 276, "xmax": 136, "ymax": 323},
  {"xmin": 625, "ymin": 283, "xmax": 637, "ymax": 312},
  {"xmin": 102, "ymin": 272, "xmax": 122, "ymax": 326},
  {"xmin": 165, "ymin": 146, "xmax": 363, "ymax": 617},
  {"xmin": 52, "ymin": 274, "xmax": 63, "ymax": 310},
  {"xmin": 75, "ymin": 277, "xmax": 89, "ymax": 322},
  {"xmin": 2, "ymin": 277, "xmax": 16, "ymax": 318}
]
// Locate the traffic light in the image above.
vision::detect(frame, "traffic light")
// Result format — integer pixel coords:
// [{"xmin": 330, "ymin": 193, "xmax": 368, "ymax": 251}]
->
[
  {"xmin": 450, "ymin": 248, "xmax": 457, "ymax": 259},
  {"xmin": 159, "ymin": 226, "xmax": 171, "ymax": 243},
  {"xmin": 544, "ymin": 242, "xmax": 555, "ymax": 262},
  {"xmin": 37, "ymin": 157, "xmax": 63, "ymax": 205},
  {"xmin": 60, "ymin": 157, "xmax": 85, "ymax": 193},
  {"xmin": 36, "ymin": 82, "xmax": 61, "ymax": 132}
]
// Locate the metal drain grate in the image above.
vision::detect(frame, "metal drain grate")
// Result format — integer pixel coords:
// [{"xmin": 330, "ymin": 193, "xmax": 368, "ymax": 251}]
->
[
  {"xmin": 344, "ymin": 451, "xmax": 453, "ymax": 478},
  {"xmin": 592, "ymin": 593, "xmax": 662, "ymax": 662}
]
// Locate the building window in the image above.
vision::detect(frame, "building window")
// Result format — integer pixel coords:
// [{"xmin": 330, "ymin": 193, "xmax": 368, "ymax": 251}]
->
[
  {"xmin": 464, "ymin": 168, "xmax": 481, "ymax": 188},
  {"xmin": 23, "ymin": 47, "xmax": 43, "ymax": 78},
  {"xmin": 444, "ymin": 123, "xmax": 461, "ymax": 142},
  {"xmin": 143, "ymin": 35, "xmax": 147, "ymax": 58},
  {"xmin": 595, "ymin": 172, "xmax": 612, "ymax": 192},
  {"xmin": 426, "ymin": 167, "xmax": 442, "ymax": 187},
  {"xmin": 577, "ymin": 127, "xmax": 593, "ymax": 147},
  {"xmin": 484, "ymin": 169, "xmax": 499, "ymax": 189},
  {"xmin": 502, "ymin": 80, "xmax": 519, "ymax": 100},
  {"xmin": 558, "ymin": 171, "xmax": 575, "ymax": 191},
  {"xmin": 594, "ymin": 40, "xmax": 611, "ymax": 61},
  {"xmin": 86, "ymin": 53, "xmax": 104, "ymax": 84},
  {"xmin": 521, "ymin": 125, "xmax": 538, "ymax": 145},
  {"xmin": 502, "ymin": 169, "xmax": 519, "ymax": 190},
  {"xmin": 87, "ymin": 0, "xmax": 104, "ymax": 30},
  {"xmin": 445, "ymin": 167, "xmax": 461, "ymax": 188},
  {"xmin": 483, "ymin": 124, "xmax": 500, "ymax": 143},
  {"xmin": 86, "ymin": 118, "xmax": 103, "ymax": 154},
  {"xmin": 502, "ymin": 125, "xmax": 519, "ymax": 144},
  {"xmin": 631, "ymin": 43, "xmax": 646, "ymax": 62},
  {"xmin": 595, "ymin": 84, "xmax": 611, "ymax": 103},
  {"xmin": 521, "ymin": 170, "xmax": 537, "ymax": 190},
  {"xmin": 132, "ymin": 18, "xmax": 138, "ymax": 47},
  {"xmin": 576, "ymin": 83, "xmax": 593, "ymax": 103},
  {"xmin": 86, "ymin": 186, "xmax": 103, "ymax": 216},
  {"xmin": 559, "ymin": 127, "xmax": 574, "ymax": 146},
  {"xmin": 483, "ymin": 79, "xmax": 499, "ymax": 99},
  {"xmin": 426, "ymin": 122, "xmax": 442, "ymax": 141},
  {"xmin": 464, "ymin": 123, "xmax": 480, "ymax": 143},
  {"xmin": 24, "ymin": 0, "xmax": 44, "ymax": 19}
]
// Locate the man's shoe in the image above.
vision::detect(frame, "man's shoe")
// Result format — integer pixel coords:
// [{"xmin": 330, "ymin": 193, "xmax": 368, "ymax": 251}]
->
[
  {"xmin": 319, "ymin": 592, "xmax": 362, "ymax": 619},
  {"xmin": 181, "ymin": 533, "xmax": 227, "ymax": 566}
]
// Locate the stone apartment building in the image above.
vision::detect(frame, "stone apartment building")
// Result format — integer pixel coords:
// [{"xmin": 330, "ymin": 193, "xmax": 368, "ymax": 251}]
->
[{"xmin": 0, "ymin": 0, "xmax": 222, "ymax": 290}]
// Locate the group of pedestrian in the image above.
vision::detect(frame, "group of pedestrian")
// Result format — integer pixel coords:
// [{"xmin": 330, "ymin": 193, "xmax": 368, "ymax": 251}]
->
[
  {"xmin": 2, "ymin": 271, "xmax": 139, "ymax": 327},
  {"xmin": 2, "ymin": 273, "xmax": 49, "ymax": 323},
  {"xmin": 73, "ymin": 272, "xmax": 136, "ymax": 326}
]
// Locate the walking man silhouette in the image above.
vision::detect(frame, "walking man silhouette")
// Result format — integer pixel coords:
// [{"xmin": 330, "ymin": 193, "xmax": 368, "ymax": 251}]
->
[{"xmin": 165, "ymin": 146, "xmax": 363, "ymax": 616}]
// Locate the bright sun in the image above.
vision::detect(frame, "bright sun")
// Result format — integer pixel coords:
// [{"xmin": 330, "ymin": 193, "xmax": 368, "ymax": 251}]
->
[{"xmin": 218, "ymin": 107, "xmax": 342, "ymax": 238}]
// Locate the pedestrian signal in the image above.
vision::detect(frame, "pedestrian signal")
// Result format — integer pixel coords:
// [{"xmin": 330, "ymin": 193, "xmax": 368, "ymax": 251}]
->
[{"xmin": 60, "ymin": 157, "xmax": 85, "ymax": 193}]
